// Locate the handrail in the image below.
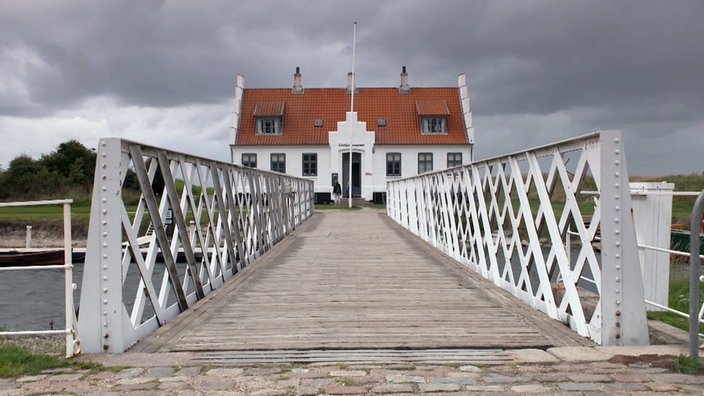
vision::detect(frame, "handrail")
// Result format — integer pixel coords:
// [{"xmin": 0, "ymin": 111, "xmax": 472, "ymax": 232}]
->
[
  {"xmin": 0, "ymin": 199, "xmax": 80, "ymax": 358},
  {"xmin": 689, "ymin": 189, "xmax": 704, "ymax": 358}
]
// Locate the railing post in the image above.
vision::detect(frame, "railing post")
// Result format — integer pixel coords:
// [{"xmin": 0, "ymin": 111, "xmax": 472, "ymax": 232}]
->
[
  {"xmin": 78, "ymin": 138, "xmax": 125, "ymax": 353},
  {"xmin": 599, "ymin": 131, "xmax": 649, "ymax": 345},
  {"xmin": 689, "ymin": 189, "xmax": 704, "ymax": 358},
  {"xmin": 25, "ymin": 225, "xmax": 32, "ymax": 248}
]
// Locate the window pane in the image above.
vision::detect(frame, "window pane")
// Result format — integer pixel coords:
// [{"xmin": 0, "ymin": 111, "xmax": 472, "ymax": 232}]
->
[
  {"xmin": 241, "ymin": 153, "xmax": 257, "ymax": 168},
  {"xmin": 302, "ymin": 153, "xmax": 317, "ymax": 176},
  {"xmin": 447, "ymin": 152, "xmax": 462, "ymax": 167},
  {"xmin": 386, "ymin": 152, "xmax": 401, "ymax": 176},
  {"xmin": 418, "ymin": 153, "xmax": 433, "ymax": 173},
  {"xmin": 421, "ymin": 116, "xmax": 447, "ymax": 134},
  {"xmin": 271, "ymin": 153, "xmax": 286, "ymax": 173}
]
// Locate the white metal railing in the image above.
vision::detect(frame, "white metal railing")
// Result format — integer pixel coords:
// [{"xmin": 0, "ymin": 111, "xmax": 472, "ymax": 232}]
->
[
  {"xmin": 78, "ymin": 138, "xmax": 314, "ymax": 353},
  {"xmin": 0, "ymin": 199, "xmax": 80, "ymax": 358},
  {"xmin": 630, "ymin": 186, "xmax": 704, "ymax": 339},
  {"xmin": 387, "ymin": 130, "xmax": 650, "ymax": 346}
]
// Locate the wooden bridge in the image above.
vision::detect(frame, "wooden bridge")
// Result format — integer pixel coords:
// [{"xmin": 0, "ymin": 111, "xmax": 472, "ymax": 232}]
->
[
  {"xmin": 77, "ymin": 133, "xmax": 653, "ymax": 356},
  {"xmin": 131, "ymin": 208, "xmax": 589, "ymax": 355}
]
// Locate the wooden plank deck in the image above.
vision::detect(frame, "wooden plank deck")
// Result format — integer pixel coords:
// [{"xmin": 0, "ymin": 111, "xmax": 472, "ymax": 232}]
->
[{"xmin": 132, "ymin": 208, "xmax": 592, "ymax": 353}]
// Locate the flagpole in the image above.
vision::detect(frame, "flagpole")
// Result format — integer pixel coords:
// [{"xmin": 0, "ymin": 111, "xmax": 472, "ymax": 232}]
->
[{"xmin": 348, "ymin": 21, "xmax": 356, "ymax": 208}]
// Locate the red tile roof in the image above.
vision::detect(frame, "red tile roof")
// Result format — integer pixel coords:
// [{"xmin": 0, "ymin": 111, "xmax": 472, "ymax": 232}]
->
[
  {"xmin": 415, "ymin": 100, "xmax": 450, "ymax": 115},
  {"xmin": 253, "ymin": 101, "xmax": 285, "ymax": 116},
  {"xmin": 235, "ymin": 87, "xmax": 469, "ymax": 145}
]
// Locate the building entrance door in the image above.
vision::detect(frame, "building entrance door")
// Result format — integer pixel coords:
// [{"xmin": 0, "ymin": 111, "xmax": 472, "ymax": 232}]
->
[{"xmin": 342, "ymin": 152, "xmax": 361, "ymax": 197}]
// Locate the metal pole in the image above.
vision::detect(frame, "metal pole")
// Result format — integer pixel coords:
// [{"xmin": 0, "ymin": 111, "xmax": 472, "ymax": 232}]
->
[
  {"xmin": 62, "ymin": 201, "xmax": 76, "ymax": 357},
  {"xmin": 689, "ymin": 189, "xmax": 704, "ymax": 358},
  {"xmin": 348, "ymin": 21, "xmax": 356, "ymax": 208}
]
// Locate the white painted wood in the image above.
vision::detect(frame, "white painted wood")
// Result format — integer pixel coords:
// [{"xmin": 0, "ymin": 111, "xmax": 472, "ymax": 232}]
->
[{"xmin": 630, "ymin": 182, "xmax": 674, "ymax": 310}]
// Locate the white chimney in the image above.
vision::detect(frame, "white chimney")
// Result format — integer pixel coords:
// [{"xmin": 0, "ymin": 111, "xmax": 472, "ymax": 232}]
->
[
  {"xmin": 346, "ymin": 72, "xmax": 356, "ymax": 94},
  {"xmin": 399, "ymin": 66, "xmax": 410, "ymax": 93},
  {"xmin": 292, "ymin": 66, "xmax": 303, "ymax": 93}
]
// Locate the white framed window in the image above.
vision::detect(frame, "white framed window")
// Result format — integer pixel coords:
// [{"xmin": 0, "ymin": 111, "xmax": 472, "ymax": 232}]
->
[
  {"xmin": 257, "ymin": 117, "xmax": 282, "ymax": 135},
  {"xmin": 420, "ymin": 116, "xmax": 447, "ymax": 134},
  {"xmin": 418, "ymin": 153, "xmax": 433, "ymax": 173},
  {"xmin": 447, "ymin": 152, "xmax": 462, "ymax": 168},
  {"xmin": 241, "ymin": 153, "xmax": 257, "ymax": 168}
]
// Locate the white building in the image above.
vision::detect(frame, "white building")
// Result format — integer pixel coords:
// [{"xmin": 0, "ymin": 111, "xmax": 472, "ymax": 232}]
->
[{"xmin": 230, "ymin": 67, "xmax": 474, "ymax": 203}]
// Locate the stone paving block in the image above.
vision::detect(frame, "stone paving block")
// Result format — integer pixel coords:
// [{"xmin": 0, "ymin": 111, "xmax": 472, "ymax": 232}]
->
[
  {"xmin": 386, "ymin": 374, "xmax": 426, "ymax": 383},
  {"xmin": 115, "ymin": 367, "xmax": 145, "ymax": 379},
  {"xmin": 144, "ymin": 366, "xmax": 175, "ymax": 378},
  {"xmin": 648, "ymin": 373, "xmax": 704, "ymax": 385},
  {"xmin": 15, "ymin": 375, "xmax": 47, "ymax": 382},
  {"xmin": 324, "ymin": 384, "xmax": 369, "ymax": 394},
  {"xmin": 114, "ymin": 381, "xmax": 160, "ymax": 391},
  {"xmin": 512, "ymin": 348, "xmax": 560, "ymax": 363},
  {"xmin": 276, "ymin": 378, "xmax": 300, "ymax": 388},
  {"xmin": 644, "ymin": 382, "xmax": 680, "ymax": 392},
  {"xmin": 444, "ymin": 371, "xmax": 480, "ymax": 379},
  {"xmin": 157, "ymin": 380, "xmax": 189, "ymax": 391},
  {"xmin": 45, "ymin": 373, "xmax": 84, "ymax": 382},
  {"xmin": 418, "ymin": 382, "xmax": 461, "ymax": 392},
  {"xmin": 176, "ymin": 366, "xmax": 203, "ymax": 377},
  {"xmin": 510, "ymin": 383, "xmax": 551, "ymax": 393},
  {"xmin": 610, "ymin": 373, "xmax": 651, "ymax": 383},
  {"xmin": 116, "ymin": 377, "xmax": 155, "ymax": 385},
  {"xmin": 465, "ymin": 384, "xmax": 506, "ymax": 392},
  {"xmin": 87, "ymin": 371, "xmax": 116, "ymax": 380},
  {"xmin": 192, "ymin": 376, "xmax": 236, "ymax": 390},
  {"xmin": 371, "ymin": 383, "xmax": 415, "ymax": 394},
  {"xmin": 483, "ymin": 373, "xmax": 525, "ymax": 383},
  {"xmin": 207, "ymin": 367, "xmax": 244, "ymax": 376},
  {"xmin": 602, "ymin": 382, "xmax": 648, "ymax": 392},
  {"xmin": 567, "ymin": 373, "xmax": 612, "ymax": 382},
  {"xmin": 457, "ymin": 365, "xmax": 481, "ymax": 372},
  {"xmin": 251, "ymin": 388, "xmax": 286, "ymax": 396},
  {"xmin": 329, "ymin": 369, "xmax": 367, "ymax": 377},
  {"xmin": 290, "ymin": 367, "xmax": 310, "ymax": 374},
  {"xmin": 431, "ymin": 376, "xmax": 476, "ymax": 385},
  {"xmin": 245, "ymin": 367, "xmax": 282, "ymax": 375},
  {"xmin": 558, "ymin": 382, "xmax": 598, "ymax": 391},
  {"xmin": 297, "ymin": 385, "xmax": 320, "ymax": 395},
  {"xmin": 159, "ymin": 375, "xmax": 190, "ymax": 382},
  {"xmin": 548, "ymin": 347, "xmax": 611, "ymax": 362}
]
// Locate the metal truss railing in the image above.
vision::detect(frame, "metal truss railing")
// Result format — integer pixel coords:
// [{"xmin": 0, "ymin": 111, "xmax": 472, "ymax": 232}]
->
[
  {"xmin": 387, "ymin": 131, "xmax": 650, "ymax": 346},
  {"xmin": 79, "ymin": 138, "xmax": 314, "ymax": 353}
]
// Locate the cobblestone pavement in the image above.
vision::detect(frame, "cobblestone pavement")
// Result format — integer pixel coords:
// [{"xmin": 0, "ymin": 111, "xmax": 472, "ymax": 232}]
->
[{"xmin": 1, "ymin": 346, "xmax": 703, "ymax": 395}]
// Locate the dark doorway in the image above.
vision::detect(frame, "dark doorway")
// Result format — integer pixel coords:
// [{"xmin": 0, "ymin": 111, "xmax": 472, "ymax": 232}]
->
[{"xmin": 342, "ymin": 152, "xmax": 362, "ymax": 197}]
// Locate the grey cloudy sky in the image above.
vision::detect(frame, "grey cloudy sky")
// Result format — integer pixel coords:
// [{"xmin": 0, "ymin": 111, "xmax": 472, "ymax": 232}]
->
[{"xmin": 1, "ymin": 0, "xmax": 702, "ymax": 176}]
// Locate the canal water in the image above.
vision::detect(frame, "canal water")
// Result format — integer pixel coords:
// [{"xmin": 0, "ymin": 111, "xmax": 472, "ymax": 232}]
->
[
  {"xmin": 0, "ymin": 244, "xmax": 595, "ymax": 332},
  {"xmin": 0, "ymin": 264, "xmax": 84, "ymax": 332}
]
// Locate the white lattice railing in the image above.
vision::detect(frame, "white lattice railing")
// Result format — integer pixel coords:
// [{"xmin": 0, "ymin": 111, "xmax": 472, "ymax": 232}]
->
[
  {"xmin": 387, "ymin": 130, "xmax": 650, "ymax": 346},
  {"xmin": 79, "ymin": 138, "xmax": 314, "ymax": 353}
]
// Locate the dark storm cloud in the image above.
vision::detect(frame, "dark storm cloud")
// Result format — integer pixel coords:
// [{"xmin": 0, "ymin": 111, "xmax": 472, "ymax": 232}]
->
[{"xmin": 0, "ymin": 0, "xmax": 702, "ymax": 174}]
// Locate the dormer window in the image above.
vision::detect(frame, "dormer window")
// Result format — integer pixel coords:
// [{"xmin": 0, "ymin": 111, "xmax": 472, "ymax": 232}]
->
[
  {"xmin": 254, "ymin": 101, "xmax": 285, "ymax": 136},
  {"xmin": 257, "ymin": 117, "xmax": 281, "ymax": 135},
  {"xmin": 416, "ymin": 100, "xmax": 449, "ymax": 135},
  {"xmin": 421, "ymin": 117, "xmax": 446, "ymax": 134}
]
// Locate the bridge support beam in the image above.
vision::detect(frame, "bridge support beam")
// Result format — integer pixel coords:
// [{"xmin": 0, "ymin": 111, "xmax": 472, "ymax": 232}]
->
[
  {"xmin": 79, "ymin": 138, "xmax": 126, "ymax": 353},
  {"xmin": 599, "ymin": 132, "xmax": 649, "ymax": 345}
]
